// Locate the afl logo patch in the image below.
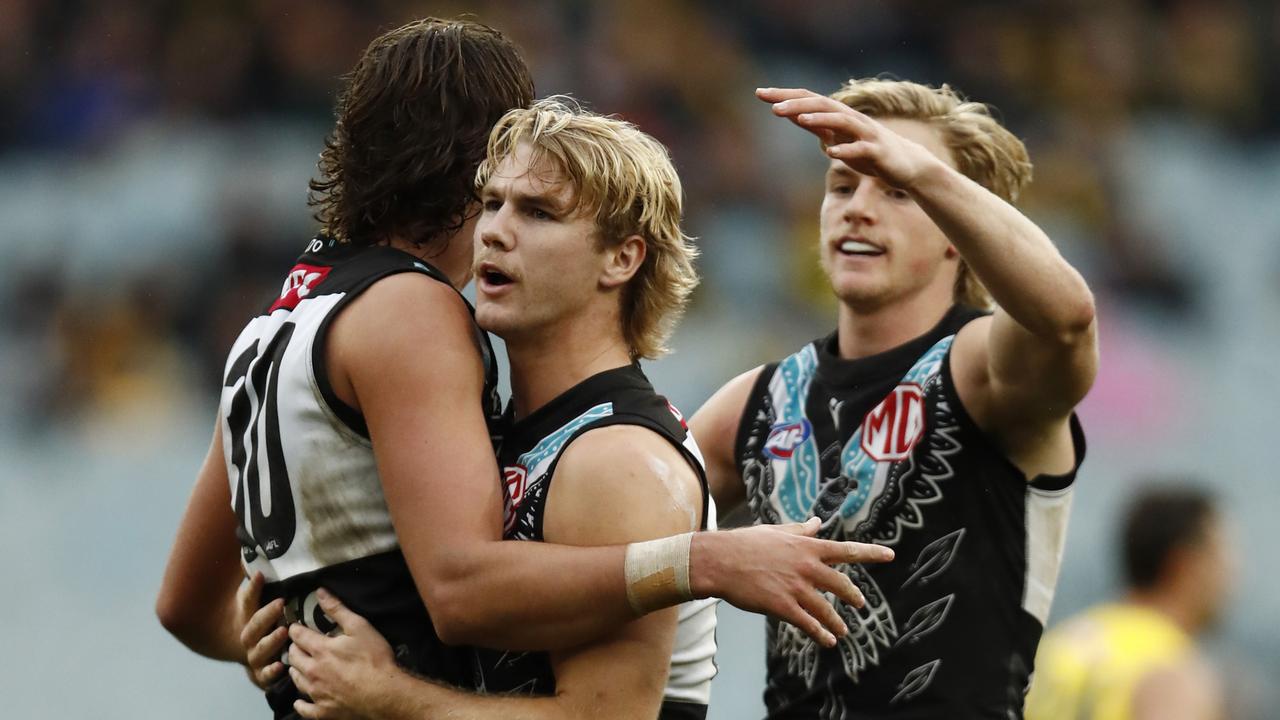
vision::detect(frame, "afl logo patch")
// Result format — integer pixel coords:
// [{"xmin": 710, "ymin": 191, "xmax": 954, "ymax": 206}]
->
[
  {"xmin": 861, "ymin": 383, "xmax": 925, "ymax": 461},
  {"xmin": 764, "ymin": 419, "xmax": 812, "ymax": 460}
]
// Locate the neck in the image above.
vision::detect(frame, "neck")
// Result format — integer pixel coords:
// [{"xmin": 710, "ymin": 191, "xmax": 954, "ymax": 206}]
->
[
  {"xmin": 1124, "ymin": 587, "xmax": 1201, "ymax": 636},
  {"xmin": 386, "ymin": 233, "xmax": 471, "ymax": 290},
  {"xmin": 835, "ymin": 288, "xmax": 953, "ymax": 360},
  {"xmin": 505, "ymin": 309, "xmax": 633, "ymax": 420}
]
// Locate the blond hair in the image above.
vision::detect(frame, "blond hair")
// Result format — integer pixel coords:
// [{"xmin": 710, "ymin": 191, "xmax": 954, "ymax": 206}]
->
[
  {"xmin": 476, "ymin": 97, "xmax": 698, "ymax": 359},
  {"xmin": 831, "ymin": 78, "xmax": 1034, "ymax": 309}
]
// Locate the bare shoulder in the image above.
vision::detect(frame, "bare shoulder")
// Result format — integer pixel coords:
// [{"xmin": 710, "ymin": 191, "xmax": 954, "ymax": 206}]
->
[
  {"xmin": 329, "ymin": 271, "xmax": 483, "ymax": 405},
  {"xmin": 547, "ymin": 424, "xmax": 703, "ymax": 545},
  {"xmin": 336, "ymin": 271, "xmax": 475, "ymax": 348}
]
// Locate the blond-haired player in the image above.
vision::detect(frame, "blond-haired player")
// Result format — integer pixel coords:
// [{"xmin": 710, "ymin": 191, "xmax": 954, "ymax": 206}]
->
[
  {"xmin": 159, "ymin": 20, "xmax": 893, "ymax": 717},
  {"xmin": 278, "ymin": 98, "xmax": 878, "ymax": 720},
  {"xmin": 690, "ymin": 79, "xmax": 1097, "ymax": 717}
]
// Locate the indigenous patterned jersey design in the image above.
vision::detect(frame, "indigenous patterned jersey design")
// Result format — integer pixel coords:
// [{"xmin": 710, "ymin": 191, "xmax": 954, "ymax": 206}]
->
[
  {"xmin": 474, "ymin": 364, "xmax": 719, "ymax": 710},
  {"xmin": 218, "ymin": 237, "xmax": 502, "ymax": 712},
  {"xmin": 735, "ymin": 306, "xmax": 1085, "ymax": 719}
]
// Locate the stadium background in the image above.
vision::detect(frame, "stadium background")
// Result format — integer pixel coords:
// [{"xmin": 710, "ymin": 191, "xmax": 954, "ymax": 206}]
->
[{"xmin": 1, "ymin": 0, "xmax": 1278, "ymax": 717}]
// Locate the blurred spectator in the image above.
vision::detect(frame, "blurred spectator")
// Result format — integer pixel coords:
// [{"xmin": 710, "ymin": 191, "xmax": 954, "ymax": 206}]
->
[{"xmin": 1025, "ymin": 484, "xmax": 1235, "ymax": 720}]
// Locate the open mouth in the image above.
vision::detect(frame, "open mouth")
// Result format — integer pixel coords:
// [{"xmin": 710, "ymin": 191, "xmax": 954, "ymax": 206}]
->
[
  {"xmin": 837, "ymin": 238, "xmax": 884, "ymax": 257},
  {"xmin": 477, "ymin": 263, "xmax": 515, "ymax": 290},
  {"xmin": 483, "ymin": 269, "xmax": 513, "ymax": 286}
]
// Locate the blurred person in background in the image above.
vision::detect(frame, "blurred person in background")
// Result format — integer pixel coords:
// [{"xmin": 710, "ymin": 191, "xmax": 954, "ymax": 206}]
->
[
  {"xmin": 1025, "ymin": 485, "xmax": 1232, "ymax": 720},
  {"xmin": 691, "ymin": 78, "xmax": 1096, "ymax": 717},
  {"xmin": 156, "ymin": 16, "xmax": 890, "ymax": 720}
]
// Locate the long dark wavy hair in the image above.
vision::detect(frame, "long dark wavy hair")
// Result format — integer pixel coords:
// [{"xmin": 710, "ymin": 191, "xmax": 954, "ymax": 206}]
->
[{"xmin": 309, "ymin": 18, "xmax": 534, "ymax": 249}]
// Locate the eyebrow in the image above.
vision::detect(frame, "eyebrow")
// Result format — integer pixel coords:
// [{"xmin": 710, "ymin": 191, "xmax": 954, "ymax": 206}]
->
[{"xmin": 484, "ymin": 183, "xmax": 576, "ymax": 214}]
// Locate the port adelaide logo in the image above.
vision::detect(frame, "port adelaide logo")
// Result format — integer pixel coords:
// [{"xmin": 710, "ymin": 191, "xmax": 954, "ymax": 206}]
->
[{"xmin": 764, "ymin": 419, "xmax": 813, "ymax": 460}]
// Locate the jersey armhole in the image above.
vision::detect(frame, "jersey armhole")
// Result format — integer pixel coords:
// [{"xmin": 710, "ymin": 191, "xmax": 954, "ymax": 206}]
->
[
  {"xmin": 939, "ymin": 348, "xmax": 1087, "ymax": 492},
  {"xmin": 732, "ymin": 362, "xmax": 779, "ymax": 478},
  {"xmin": 310, "ymin": 264, "xmax": 455, "ymax": 439},
  {"xmin": 539, "ymin": 416, "xmax": 712, "ymax": 538}
]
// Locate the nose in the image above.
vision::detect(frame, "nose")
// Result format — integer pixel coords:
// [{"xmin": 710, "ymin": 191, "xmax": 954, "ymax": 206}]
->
[
  {"xmin": 478, "ymin": 203, "xmax": 514, "ymax": 251},
  {"xmin": 843, "ymin": 181, "xmax": 878, "ymax": 226}
]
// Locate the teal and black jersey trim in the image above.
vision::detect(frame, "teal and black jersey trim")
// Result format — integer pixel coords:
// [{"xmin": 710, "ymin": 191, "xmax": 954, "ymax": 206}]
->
[{"xmin": 735, "ymin": 305, "xmax": 1086, "ymax": 719}]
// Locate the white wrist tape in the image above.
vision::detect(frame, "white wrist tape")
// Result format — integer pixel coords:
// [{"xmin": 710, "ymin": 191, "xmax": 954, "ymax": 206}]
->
[{"xmin": 624, "ymin": 532, "xmax": 694, "ymax": 615}]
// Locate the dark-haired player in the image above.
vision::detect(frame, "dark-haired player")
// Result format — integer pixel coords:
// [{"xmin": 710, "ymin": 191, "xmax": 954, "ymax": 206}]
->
[
  {"xmin": 155, "ymin": 20, "xmax": 890, "ymax": 719},
  {"xmin": 282, "ymin": 96, "xmax": 725, "ymax": 720}
]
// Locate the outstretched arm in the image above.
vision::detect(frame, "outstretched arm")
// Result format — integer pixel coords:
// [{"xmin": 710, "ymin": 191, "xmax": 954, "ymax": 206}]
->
[
  {"xmin": 332, "ymin": 274, "xmax": 892, "ymax": 652},
  {"xmin": 761, "ymin": 88, "xmax": 1096, "ymax": 473}
]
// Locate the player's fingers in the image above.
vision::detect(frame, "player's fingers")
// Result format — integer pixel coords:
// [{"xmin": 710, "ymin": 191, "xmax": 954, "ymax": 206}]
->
[
  {"xmin": 770, "ymin": 95, "xmax": 848, "ymax": 118},
  {"xmin": 241, "ymin": 598, "xmax": 285, "ymax": 650},
  {"xmin": 810, "ymin": 562, "xmax": 864, "ymax": 609},
  {"xmin": 822, "ymin": 539, "xmax": 894, "ymax": 565},
  {"xmin": 777, "ymin": 112, "xmax": 839, "ymax": 147},
  {"xmin": 238, "ymin": 572, "xmax": 265, "ymax": 616},
  {"xmin": 315, "ymin": 588, "xmax": 371, "ymax": 635},
  {"xmin": 779, "ymin": 599, "xmax": 837, "ymax": 648},
  {"xmin": 794, "ymin": 112, "xmax": 871, "ymax": 142},
  {"xmin": 290, "ymin": 622, "xmax": 327, "ymax": 655},
  {"xmin": 293, "ymin": 699, "xmax": 320, "ymax": 720},
  {"xmin": 290, "ymin": 627, "xmax": 320, "ymax": 666},
  {"xmin": 775, "ymin": 516, "xmax": 822, "ymax": 537},
  {"xmin": 756, "ymin": 87, "xmax": 823, "ymax": 103},
  {"xmin": 825, "ymin": 142, "xmax": 877, "ymax": 163},
  {"xmin": 289, "ymin": 666, "xmax": 315, "ymax": 699},
  {"xmin": 248, "ymin": 625, "xmax": 289, "ymax": 669},
  {"xmin": 798, "ymin": 587, "xmax": 848, "ymax": 641},
  {"xmin": 256, "ymin": 661, "xmax": 286, "ymax": 686}
]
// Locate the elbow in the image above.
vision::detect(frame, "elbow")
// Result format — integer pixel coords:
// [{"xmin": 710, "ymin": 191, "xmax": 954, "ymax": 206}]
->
[
  {"xmin": 422, "ymin": 578, "xmax": 481, "ymax": 646},
  {"xmin": 1054, "ymin": 291, "xmax": 1097, "ymax": 347},
  {"xmin": 155, "ymin": 591, "xmax": 196, "ymax": 644}
]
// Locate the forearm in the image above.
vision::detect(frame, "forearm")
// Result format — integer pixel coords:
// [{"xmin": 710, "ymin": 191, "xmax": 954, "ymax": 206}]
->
[
  {"xmin": 162, "ymin": 594, "xmax": 246, "ymax": 663},
  {"xmin": 430, "ymin": 540, "xmax": 638, "ymax": 650},
  {"xmin": 911, "ymin": 161, "xmax": 1095, "ymax": 341},
  {"xmin": 369, "ymin": 672, "xmax": 582, "ymax": 720}
]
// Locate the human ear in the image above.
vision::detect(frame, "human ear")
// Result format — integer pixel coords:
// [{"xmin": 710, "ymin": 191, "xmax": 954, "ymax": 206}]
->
[{"xmin": 600, "ymin": 234, "xmax": 647, "ymax": 288}]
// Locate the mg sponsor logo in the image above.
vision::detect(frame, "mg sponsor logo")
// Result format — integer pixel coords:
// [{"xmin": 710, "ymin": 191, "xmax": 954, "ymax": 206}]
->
[
  {"xmin": 764, "ymin": 419, "xmax": 812, "ymax": 460},
  {"xmin": 860, "ymin": 383, "xmax": 925, "ymax": 461},
  {"xmin": 502, "ymin": 464, "xmax": 529, "ymax": 533}
]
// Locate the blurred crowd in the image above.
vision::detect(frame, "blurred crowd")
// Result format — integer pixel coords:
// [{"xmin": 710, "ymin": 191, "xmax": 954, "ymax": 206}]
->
[{"xmin": 2, "ymin": 0, "xmax": 1279, "ymax": 430}]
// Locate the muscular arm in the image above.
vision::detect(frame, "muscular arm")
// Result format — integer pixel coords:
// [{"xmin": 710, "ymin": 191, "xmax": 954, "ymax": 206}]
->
[
  {"xmin": 155, "ymin": 419, "xmax": 248, "ymax": 662},
  {"xmin": 909, "ymin": 154, "xmax": 1096, "ymax": 475},
  {"xmin": 761, "ymin": 87, "xmax": 1097, "ymax": 476},
  {"xmin": 289, "ymin": 426, "xmax": 701, "ymax": 720},
  {"xmin": 335, "ymin": 274, "xmax": 888, "ymax": 651},
  {"xmin": 689, "ymin": 366, "xmax": 762, "ymax": 521}
]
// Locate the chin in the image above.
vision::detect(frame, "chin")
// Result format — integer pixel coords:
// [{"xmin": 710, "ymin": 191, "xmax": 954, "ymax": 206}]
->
[
  {"xmin": 830, "ymin": 278, "xmax": 891, "ymax": 310},
  {"xmin": 474, "ymin": 306, "xmax": 511, "ymax": 335}
]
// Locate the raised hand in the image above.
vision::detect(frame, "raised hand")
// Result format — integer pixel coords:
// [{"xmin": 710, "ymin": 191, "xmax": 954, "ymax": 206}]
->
[
  {"xmin": 756, "ymin": 87, "xmax": 946, "ymax": 193},
  {"xmin": 236, "ymin": 572, "xmax": 288, "ymax": 690},
  {"xmin": 690, "ymin": 517, "xmax": 893, "ymax": 647}
]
